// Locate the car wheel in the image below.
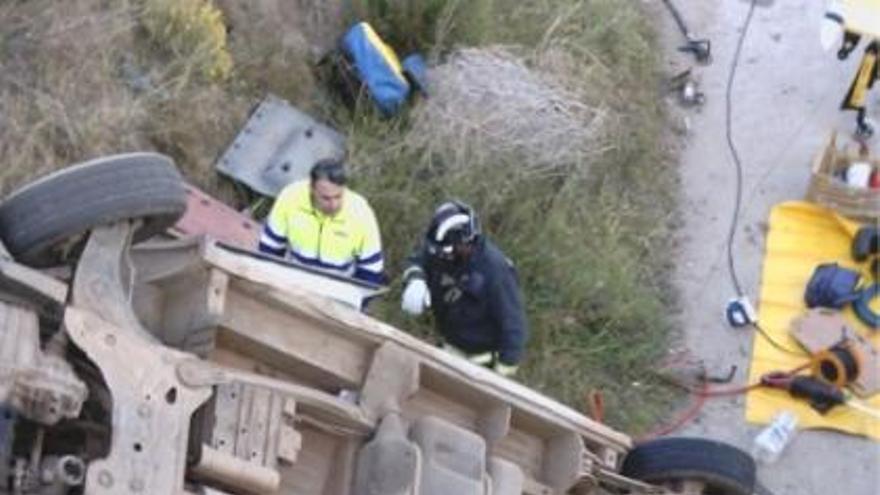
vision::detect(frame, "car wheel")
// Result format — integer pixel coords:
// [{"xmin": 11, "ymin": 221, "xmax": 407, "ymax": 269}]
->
[
  {"xmin": 621, "ymin": 437, "xmax": 756, "ymax": 495},
  {"xmin": 0, "ymin": 153, "xmax": 186, "ymax": 267}
]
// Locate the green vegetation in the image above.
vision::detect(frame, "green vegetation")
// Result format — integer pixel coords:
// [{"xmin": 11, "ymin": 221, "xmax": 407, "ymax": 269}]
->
[
  {"xmin": 350, "ymin": 0, "xmax": 493, "ymax": 53},
  {"xmin": 346, "ymin": 0, "xmax": 683, "ymax": 432},
  {"xmin": 0, "ymin": 0, "xmax": 682, "ymax": 433}
]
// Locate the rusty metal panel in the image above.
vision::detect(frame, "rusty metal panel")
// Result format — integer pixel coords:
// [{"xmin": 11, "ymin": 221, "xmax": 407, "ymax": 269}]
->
[{"xmin": 172, "ymin": 185, "xmax": 260, "ymax": 251}]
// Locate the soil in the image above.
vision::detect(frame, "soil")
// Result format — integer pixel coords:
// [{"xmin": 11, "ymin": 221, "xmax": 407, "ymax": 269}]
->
[{"xmin": 656, "ymin": 0, "xmax": 879, "ymax": 494}]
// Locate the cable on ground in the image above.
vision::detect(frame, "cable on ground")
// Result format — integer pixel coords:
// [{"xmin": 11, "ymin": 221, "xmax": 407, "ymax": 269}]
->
[
  {"xmin": 722, "ymin": 0, "xmax": 808, "ymax": 357},
  {"xmin": 724, "ymin": 0, "xmax": 757, "ymax": 298}
]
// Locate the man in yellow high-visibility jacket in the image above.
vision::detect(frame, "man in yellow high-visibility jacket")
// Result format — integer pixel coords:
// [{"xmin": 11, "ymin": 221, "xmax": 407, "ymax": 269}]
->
[{"xmin": 258, "ymin": 160, "xmax": 385, "ymax": 285}]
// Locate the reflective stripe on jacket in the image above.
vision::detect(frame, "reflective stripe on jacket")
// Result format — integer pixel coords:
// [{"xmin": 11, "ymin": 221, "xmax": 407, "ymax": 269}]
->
[{"xmin": 258, "ymin": 180, "xmax": 384, "ymax": 284}]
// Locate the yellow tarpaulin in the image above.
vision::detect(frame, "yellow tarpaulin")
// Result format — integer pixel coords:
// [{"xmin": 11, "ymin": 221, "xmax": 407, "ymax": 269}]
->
[
  {"xmin": 746, "ymin": 201, "xmax": 880, "ymax": 439},
  {"xmin": 841, "ymin": 0, "xmax": 880, "ymax": 38}
]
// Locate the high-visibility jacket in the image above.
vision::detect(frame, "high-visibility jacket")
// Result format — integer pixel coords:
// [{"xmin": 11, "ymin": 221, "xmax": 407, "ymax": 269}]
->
[{"xmin": 258, "ymin": 180, "xmax": 384, "ymax": 284}]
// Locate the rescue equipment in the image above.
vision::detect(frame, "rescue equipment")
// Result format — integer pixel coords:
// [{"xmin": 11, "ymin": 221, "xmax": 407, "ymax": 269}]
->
[
  {"xmin": 803, "ymin": 263, "xmax": 861, "ymax": 309},
  {"xmin": 852, "ymin": 225, "xmax": 880, "ymax": 261},
  {"xmin": 726, "ymin": 296, "xmax": 758, "ymax": 328},
  {"xmin": 761, "ymin": 373, "xmax": 846, "ymax": 414},
  {"xmin": 852, "ymin": 282, "xmax": 880, "ymax": 329},
  {"xmin": 660, "ymin": 0, "xmax": 711, "ymax": 64},
  {"xmin": 811, "ymin": 341, "xmax": 863, "ymax": 387},
  {"xmin": 338, "ymin": 23, "xmax": 427, "ymax": 116},
  {"xmin": 426, "ymin": 200, "xmax": 481, "ymax": 259}
]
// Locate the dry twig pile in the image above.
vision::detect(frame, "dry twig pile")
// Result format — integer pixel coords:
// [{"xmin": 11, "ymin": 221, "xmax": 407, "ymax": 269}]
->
[{"xmin": 408, "ymin": 47, "xmax": 608, "ymax": 175}]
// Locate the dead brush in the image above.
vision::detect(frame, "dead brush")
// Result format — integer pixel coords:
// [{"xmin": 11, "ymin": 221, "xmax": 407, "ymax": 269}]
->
[
  {"xmin": 0, "ymin": 0, "xmax": 244, "ymax": 196},
  {"xmin": 406, "ymin": 46, "xmax": 612, "ymax": 178},
  {"xmin": 0, "ymin": 2, "xmax": 151, "ymax": 193}
]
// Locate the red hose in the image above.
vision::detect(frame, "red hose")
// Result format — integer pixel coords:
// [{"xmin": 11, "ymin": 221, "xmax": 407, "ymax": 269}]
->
[
  {"xmin": 636, "ymin": 381, "xmax": 709, "ymax": 442},
  {"xmin": 638, "ymin": 363, "xmax": 810, "ymax": 442}
]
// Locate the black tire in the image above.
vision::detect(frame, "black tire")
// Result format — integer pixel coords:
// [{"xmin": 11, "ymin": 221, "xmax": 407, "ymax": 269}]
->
[
  {"xmin": 621, "ymin": 437, "xmax": 756, "ymax": 495},
  {"xmin": 0, "ymin": 153, "xmax": 186, "ymax": 267}
]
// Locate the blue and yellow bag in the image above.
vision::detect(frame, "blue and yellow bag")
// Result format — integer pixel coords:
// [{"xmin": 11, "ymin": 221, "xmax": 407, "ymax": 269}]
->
[{"xmin": 339, "ymin": 22, "xmax": 426, "ymax": 116}]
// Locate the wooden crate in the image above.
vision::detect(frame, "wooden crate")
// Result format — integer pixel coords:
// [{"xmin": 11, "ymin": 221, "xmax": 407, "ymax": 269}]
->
[{"xmin": 805, "ymin": 132, "xmax": 880, "ymax": 221}]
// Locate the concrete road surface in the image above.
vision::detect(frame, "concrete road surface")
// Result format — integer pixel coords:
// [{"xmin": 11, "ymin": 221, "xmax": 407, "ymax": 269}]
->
[{"xmin": 657, "ymin": 0, "xmax": 880, "ymax": 494}]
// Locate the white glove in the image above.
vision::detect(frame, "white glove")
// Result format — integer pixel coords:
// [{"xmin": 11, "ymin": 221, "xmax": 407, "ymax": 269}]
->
[{"xmin": 401, "ymin": 278, "xmax": 430, "ymax": 316}]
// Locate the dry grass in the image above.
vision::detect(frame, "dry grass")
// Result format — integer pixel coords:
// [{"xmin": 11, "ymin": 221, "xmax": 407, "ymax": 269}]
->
[
  {"xmin": 0, "ymin": 0, "xmax": 320, "ymax": 198},
  {"xmin": 0, "ymin": 1, "xmax": 148, "ymax": 192},
  {"xmin": 407, "ymin": 46, "xmax": 611, "ymax": 177}
]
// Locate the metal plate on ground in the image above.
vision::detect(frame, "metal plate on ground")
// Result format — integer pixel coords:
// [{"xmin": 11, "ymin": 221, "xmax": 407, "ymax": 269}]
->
[{"xmin": 216, "ymin": 94, "xmax": 346, "ymax": 197}]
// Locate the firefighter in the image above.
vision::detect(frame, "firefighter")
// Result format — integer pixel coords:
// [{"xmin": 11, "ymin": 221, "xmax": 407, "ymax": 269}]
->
[
  {"xmin": 258, "ymin": 159, "xmax": 385, "ymax": 285},
  {"xmin": 400, "ymin": 200, "xmax": 528, "ymax": 376}
]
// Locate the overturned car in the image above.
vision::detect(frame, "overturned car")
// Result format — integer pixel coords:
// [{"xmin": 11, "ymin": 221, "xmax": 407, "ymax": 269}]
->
[{"xmin": 0, "ymin": 154, "xmax": 757, "ymax": 495}]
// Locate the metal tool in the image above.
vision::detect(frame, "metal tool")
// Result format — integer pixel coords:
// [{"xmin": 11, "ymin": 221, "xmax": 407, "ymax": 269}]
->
[
  {"xmin": 760, "ymin": 372, "xmax": 880, "ymax": 419},
  {"xmin": 811, "ymin": 341, "xmax": 862, "ymax": 388},
  {"xmin": 668, "ymin": 69, "xmax": 706, "ymax": 106},
  {"xmin": 761, "ymin": 374, "xmax": 845, "ymax": 414},
  {"xmin": 661, "ymin": 0, "xmax": 712, "ymax": 64}
]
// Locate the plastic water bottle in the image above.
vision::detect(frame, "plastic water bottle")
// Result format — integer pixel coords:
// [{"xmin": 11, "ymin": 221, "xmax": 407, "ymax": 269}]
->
[
  {"xmin": 846, "ymin": 162, "xmax": 872, "ymax": 188},
  {"xmin": 751, "ymin": 411, "xmax": 798, "ymax": 464}
]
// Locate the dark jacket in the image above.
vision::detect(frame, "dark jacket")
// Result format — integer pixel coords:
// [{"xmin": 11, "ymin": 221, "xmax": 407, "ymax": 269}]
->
[{"xmin": 406, "ymin": 237, "xmax": 528, "ymax": 365}]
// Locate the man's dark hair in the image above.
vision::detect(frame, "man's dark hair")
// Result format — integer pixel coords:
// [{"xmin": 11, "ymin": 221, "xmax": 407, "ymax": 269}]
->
[{"xmin": 310, "ymin": 159, "xmax": 347, "ymax": 186}]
